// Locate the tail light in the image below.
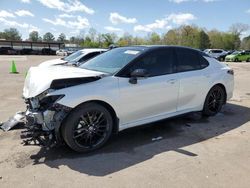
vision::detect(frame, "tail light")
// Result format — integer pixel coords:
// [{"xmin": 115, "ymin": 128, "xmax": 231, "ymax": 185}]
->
[{"xmin": 227, "ymin": 69, "xmax": 234, "ymax": 75}]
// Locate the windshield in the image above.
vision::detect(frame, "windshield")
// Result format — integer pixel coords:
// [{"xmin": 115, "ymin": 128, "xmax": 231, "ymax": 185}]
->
[
  {"xmin": 80, "ymin": 47, "xmax": 144, "ymax": 74},
  {"xmin": 63, "ymin": 51, "xmax": 84, "ymax": 62}
]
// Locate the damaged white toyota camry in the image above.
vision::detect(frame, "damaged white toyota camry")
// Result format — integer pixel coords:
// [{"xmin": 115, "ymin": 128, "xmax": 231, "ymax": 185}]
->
[{"xmin": 22, "ymin": 46, "xmax": 234, "ymax": 152}]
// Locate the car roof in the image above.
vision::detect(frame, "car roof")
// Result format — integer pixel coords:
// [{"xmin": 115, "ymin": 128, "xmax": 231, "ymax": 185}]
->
[
  {"xmin": 79, "ymin": 48, "xmax": 108, "ymax": 53},
  {"xmin": 127, "ymin": 45, "xmax": 202, "ymax": 52}
]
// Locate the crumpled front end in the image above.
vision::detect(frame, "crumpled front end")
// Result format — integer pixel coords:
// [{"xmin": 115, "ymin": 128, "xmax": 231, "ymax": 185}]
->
[
  {"xmin": 21, "ymin": 66, "xmax": 105, "ymax": 148},
  {"xmin": 21, "ymin": 90, "xmax": 72, "ymax": 148}
]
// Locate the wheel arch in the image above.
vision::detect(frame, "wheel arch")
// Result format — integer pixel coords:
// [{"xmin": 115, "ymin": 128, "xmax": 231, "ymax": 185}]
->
[
  {"xmin": 60, "ymin": 100, "xmax": 119, "ymax": 135},
  {"xmin": 201, "ymin": 83, "xmax": 227, "ymax": 116},
  {"xmin": 208, "ymin": 83, "xmax": 227, "ymax": 104}
]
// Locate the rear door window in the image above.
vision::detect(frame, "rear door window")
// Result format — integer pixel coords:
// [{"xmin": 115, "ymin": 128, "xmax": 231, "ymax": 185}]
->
[
  {"xmin": 175, "ymin": 48, "xmax": 200, "ymax": 72},
  {"xmin": 199, "ymin": 54, "xmax": 209, "ymax": 69}
]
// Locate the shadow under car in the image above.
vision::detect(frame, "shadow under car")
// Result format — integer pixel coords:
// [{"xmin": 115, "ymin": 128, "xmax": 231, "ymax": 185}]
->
[{"xmin": 29, "ymin": 103, "xmax": 250, "ymax": 176}]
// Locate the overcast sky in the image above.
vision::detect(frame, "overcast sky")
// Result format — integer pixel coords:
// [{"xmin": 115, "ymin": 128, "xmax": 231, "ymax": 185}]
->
[{"xmin": 0, "ymin": 0, "xmax": 249, "ymax": 39}]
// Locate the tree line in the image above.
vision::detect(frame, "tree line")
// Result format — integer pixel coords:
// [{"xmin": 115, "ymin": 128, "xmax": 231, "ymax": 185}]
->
[{"xmin": 0, "ymin": 23, "xmax": 250, "ymax": 50}]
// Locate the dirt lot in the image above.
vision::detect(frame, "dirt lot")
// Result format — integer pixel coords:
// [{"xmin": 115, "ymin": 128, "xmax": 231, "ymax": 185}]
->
[{"xmin": 0, "ymin": 55, "xmax": 250, "ymax": 188}]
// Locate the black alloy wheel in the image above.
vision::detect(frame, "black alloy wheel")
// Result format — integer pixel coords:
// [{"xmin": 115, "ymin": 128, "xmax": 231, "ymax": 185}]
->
[
  {"xmin": 202, "ymin": 85, "xmax": 226, "ymax": 116},
  {"xmin": 62, "ymin": 103, "xmax": 113, "ymax": 152},
  {"xmin": 74, "ymin": 111, "xmax": 108, "ymax": 148}
]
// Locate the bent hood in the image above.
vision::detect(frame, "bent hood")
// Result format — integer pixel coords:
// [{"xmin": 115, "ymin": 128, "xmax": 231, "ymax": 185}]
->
[
  {"xmin": 23, "ymin": 66, "xmax": 106, "ymax": 98},
  {"xmin": 38, "ymin": 58, "xmax": 66, "ymax": 67}
]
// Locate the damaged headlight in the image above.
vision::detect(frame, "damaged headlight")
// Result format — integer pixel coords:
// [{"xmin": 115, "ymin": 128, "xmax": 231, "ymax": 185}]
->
[
  {"xmin": 27, "ymin": 92, "xmax": 64, "ymax": 111},
  {"xmin": 39, "ymin": 95, "xmax": 65, "ymax": 111},
  {"xmin": 29, "ymin": 97, "xmax": 39, "ymax": 109}
]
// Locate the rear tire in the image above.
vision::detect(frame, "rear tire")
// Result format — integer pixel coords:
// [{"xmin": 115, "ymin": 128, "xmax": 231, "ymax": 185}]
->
[
  {"xmin": 234, "ymin": 58, "xmax": 238, "ymax": 62},
  {"xmin": 202, "ymin": 85, "xmax": 226, "ymax": 116},
  {"xmin": 61, "ymin": 102, "xmax": 113, "ymax": 153}
]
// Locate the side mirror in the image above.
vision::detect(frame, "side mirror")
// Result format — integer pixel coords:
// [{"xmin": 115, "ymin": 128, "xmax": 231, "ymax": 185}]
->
[{"xmin": 129, "ymin": 69, "xmax": 149, "ymax": 84}]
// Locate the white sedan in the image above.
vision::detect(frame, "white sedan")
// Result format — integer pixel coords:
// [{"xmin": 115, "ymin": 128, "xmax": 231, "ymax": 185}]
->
[
  {"xmin": 56, "ymin": 49, "xmax": 68, "ymax": 56},
  {"xmin": 22, "ymin": 46, "xmax": 234, "ymax": 152},
  {"xmin": 39, "ymin": 48, "xmax": 107, "ymax": 67}
]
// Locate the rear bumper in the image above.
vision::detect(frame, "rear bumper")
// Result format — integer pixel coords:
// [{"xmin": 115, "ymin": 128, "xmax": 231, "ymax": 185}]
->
[
  {"xmin": 227, "ymin": 89, "xmax": 233, "ymax": 100},
  {"xmin": 224, "ymin": 75, "xmax": 234, "ymax": 101}
]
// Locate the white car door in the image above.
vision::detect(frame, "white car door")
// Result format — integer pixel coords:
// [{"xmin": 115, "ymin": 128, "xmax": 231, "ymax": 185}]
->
[
  {"xmin": 175, "ymin": 48, "xmax": 211, "ymax": 112},
  {"xmin": 116, "ymin": 48, "xmax": 179, "ymax": 127}
]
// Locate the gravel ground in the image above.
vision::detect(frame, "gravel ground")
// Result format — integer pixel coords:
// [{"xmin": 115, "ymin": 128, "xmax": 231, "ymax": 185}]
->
[{"xmin": 0, "ymin": 55, "xmax": 250, "ymax": 188}]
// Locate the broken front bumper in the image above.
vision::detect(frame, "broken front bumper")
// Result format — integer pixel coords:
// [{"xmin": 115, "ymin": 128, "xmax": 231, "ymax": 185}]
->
[
  {"xmin": 0, "ymin": 112, "xmax": 25, "ymax": 131},
  {"xmin": 21, "ymin": 98, "xmax": 72, "ymax": 148}
]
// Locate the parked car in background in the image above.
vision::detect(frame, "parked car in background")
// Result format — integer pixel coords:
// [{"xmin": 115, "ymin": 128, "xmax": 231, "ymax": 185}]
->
[
  {"xmin": 66, "ymin": 48, "xmax": 78, "ymax": 55},
  {"xmin": 67, "ymin": 48, "xmax": 108, "ymax": 66},
  {"xmin": 39, "ymin": 48, "xmax": 107, "ymax": 67},
  {"xmin": 56, "ymin": 49, "xmax": 68, "ymax": 56},
  {"xmin": 225, "ymin": 51, "xmax": 250, "ymax": 62},
  {"xmin": 0, "ymin": 47, "xmax": 17, "ymax": 55},
  {"xmin": 22, "ymin": 46, "xmax": 234, "ymax": 152},
  {"xmin": 204, "ymin": 49, "xmax": 228, "ymax": 61},
  {"xmin": 216, "ymin": 50, "xmax": 234, "ymax": 62},
  {"xmin": 19, "ymin": 48, "xmax": 41, "ymax": 55},
  {"xmin": 41, "ymin": 48, "xmax": 56, "ymax": 55}
]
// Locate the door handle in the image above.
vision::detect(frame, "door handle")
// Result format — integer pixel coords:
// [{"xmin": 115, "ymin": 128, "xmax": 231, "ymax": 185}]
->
[{"xmin": 167, "ymin": 79, "xmax": 176, "ymax": 84}]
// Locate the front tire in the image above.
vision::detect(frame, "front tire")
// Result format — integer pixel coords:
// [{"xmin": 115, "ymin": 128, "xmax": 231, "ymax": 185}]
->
[
  {"xmin": 202, "ymin": 85, "xmax": 226, "ymax": 116},
  {"xmin": 61, "ymin": 102, "xmax": 113, "ymax": 153}
]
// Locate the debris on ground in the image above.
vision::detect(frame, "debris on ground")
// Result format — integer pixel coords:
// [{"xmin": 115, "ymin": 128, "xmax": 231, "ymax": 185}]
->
[
  {"xmin": 152, "ymin": 136, "xmax": 163, "ymax": 141},
  {"xmin": 0, "ymin": 112, "xmax": 25, "ymax": 131}
]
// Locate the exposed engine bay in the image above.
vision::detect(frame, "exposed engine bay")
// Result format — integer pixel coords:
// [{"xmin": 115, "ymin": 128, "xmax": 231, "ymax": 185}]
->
[{"xmin": 21, "ymin": 89, "xmax": 72, "ymax": 148}]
